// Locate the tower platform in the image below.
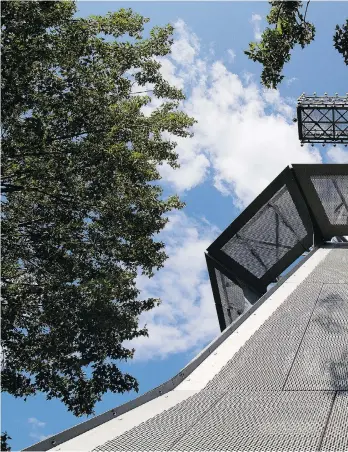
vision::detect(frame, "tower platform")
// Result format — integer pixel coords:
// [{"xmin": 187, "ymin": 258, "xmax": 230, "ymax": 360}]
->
[
  {"xmin": 25, "ymin": 164, "xmax": 348, "ymax": 451},
  {"xmin": 25, "ymin": 244, "xmax": 348, "ymax": 451}
]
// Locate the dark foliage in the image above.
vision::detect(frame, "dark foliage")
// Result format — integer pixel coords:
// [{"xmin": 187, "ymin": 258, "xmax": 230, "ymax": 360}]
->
[
  {"xmin": 1, "ymin": 0, "xmax": 195, "ymax": 416},
  {"xmin": 1, "ymin": 432, "xmax": 11, "ymax": 452},
  {"xmin": 245, "ymin": 1, "xmax": 347, "ymax": 88}
]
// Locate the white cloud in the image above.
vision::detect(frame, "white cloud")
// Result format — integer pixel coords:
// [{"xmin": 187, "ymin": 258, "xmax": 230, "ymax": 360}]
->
[
  {"xmin": 28, "ymin": 417, "xmax": 46, "ymax": 428},
  {"xmin": 327, "ymin": 145, "xmax": 348, "ymax": 163},
  {"xmin": 29, "ymin": 433, "xmax": 49, "ymax": 442},
  {"xmin": 242, "ymin": 71, "xmax": 254, "ymax": 85},
  {"xmin": 227, "ymin": 49, "xmax": 236, "ymax": 62},
  {"xmin": 250, "ymin": 13, "xmax": 262, "ymax": 41},
  {"xmin": 262, "ymin": 88, "xmax": 294, "ymax": 118},
  {"xmin": 286, "ymin": 77, "xmax": 298, "ymax": 86},
  {"xmin": 209, "ymin": 42, "xmax": 216, "ymax": 57},
  {"xmin": 251, "ymin": 13, "xmax": 262, "ymax": 22},
  {"xmin": 171, "ymin": 18, "xmax": 200, "ymax": 66},
  {"xmin": 28, "ymin": 418, "xmax": 48, "ymax": 443},
  {"xmin": 153, "ymin": 20, "xmax": 321, "ymax": 207},
  {"xmin": 159, "ymin": 142, "xmax": 210, "ymax": 192},
  {"xmin": 156, "ymin": 58, "xmax": 184, "ymax": 90},
  {"xmin": 124, "ymin": 20, "xmax": 324, "ymax": 360},
  {"xmin": 126, "ymin": 212, "xmax": 220, "ymax": 360}
]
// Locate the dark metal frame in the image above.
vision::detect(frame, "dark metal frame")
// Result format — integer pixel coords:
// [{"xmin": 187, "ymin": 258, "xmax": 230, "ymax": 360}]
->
[
  {"xmin": 293, "ymin": 164, "xmax": 348, "ymax": 239},
  {"xmin": 205, "ymin": 253, "xmax": 262, "ymax": 331},
  {"xmin": 297, "ymin": 95, "xmax": 348, "ymax": 144},
  {"xmin": 207, "ymin": 164, "xmax": 348, "ymax": 332},
  {"xmin": 205, "ymin": 253, "xmax": 230, "ymax": 331},
  {"xmin": 207, "ymin": 166, "xmax": 314, "ymax": 293}
]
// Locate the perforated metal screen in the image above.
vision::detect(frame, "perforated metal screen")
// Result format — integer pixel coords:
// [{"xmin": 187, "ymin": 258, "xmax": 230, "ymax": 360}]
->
[
  {"xmin": 285, "ymin": 283, "xmax": 348, "ymax": 391},
  {"xmin": 214, "ymin": 268, "xmax": 251, "ymax": 326},
  {"xmin": 221, "ymin": 185, "xmax": 307, "ymax": 279},
  {"xmin": 207, "ymin": 164, "xmax": 348, "ymax": 331},
  {"xmin": 311, "ymin": 175, "xmax": 348, "ymax": 225},
  {"xmin": 89, "ymin": 247, "xmax": 348, "ymax": 452},
  {"xmin": 321, "ymin": 392, "xmax": 348, "ymax": 451}
]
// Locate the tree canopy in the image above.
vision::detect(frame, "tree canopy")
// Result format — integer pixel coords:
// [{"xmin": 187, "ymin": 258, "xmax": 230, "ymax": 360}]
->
[
  {"xmin": 1, "ymin": 0, "xmax": 195, "ymax": 417},
  {"xmin": 245, "ymin": 1, "xmax": 348, "ymax": 88},
  {"xmin": 1, "ymin": 432, "xmax": 12, "ymax": 452}
]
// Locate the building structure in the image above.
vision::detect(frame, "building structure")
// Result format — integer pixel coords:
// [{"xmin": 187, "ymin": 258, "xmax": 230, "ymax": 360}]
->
[
  {"xmin": 25, "ymin": 164, "xmax": 348, "ymax": 451},
  {"xmin": 206, "ymin": 164, "xmax": 348, "ymax": 331},
  {"xmin": 296, "ymin": 93, "xmax": 348, "ymax": 145}
]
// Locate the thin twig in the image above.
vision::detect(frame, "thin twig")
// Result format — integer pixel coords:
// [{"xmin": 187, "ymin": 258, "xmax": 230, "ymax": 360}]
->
[
  {"xmin": 303, "ymin": 0, "xmax": 310, "ymax": 23},
  {"xmin": 17, "ymin": 219, "xmax": 46, "ymax": 228},
  {"xmin": 275, "ymin": 1, "xmax": 284, "ymax": 27},
  {"xmin": 46, "ymin": 129, "xmax": 106, "ymax": 144},
  {"xmin": 26, "ymin": 259, "xmax": 52, "ymax": 276}
]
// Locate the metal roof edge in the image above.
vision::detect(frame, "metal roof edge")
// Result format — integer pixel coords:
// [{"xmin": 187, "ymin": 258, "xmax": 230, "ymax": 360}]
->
[
  {"xmin": 322, "ymin": 241, "xmax": 348, "ymax": 248},
  {"xmin": 23, "ymin": 245, "xmax": 323, "ymax": 452}
]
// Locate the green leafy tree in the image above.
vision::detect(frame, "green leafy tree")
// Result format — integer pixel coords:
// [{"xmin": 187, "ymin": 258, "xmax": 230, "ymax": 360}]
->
[
  {"xmin": 245, "ymin": 1, "xmax": 348, "ymax": 88},
  {"xmin": 1, "ymin": 0, "xmax": 195, "ymax": 417},
  {"xmin": 1, "ymin": 432, "xmax": 11, "ymax": 452},
  {"xmin": 334, "ymin": 19, "xmax": 348, "ymax": 65}
]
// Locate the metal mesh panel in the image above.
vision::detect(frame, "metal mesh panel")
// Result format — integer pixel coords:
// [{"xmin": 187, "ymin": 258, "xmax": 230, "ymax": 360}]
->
[
  {"xmin": 307, "ymin": 248, "xmax": 348, "ymax": 283},
  {"xmin": 173, "ymin": 391, "xmax": 333, "ymax": 452},
  {"xmin": 93, "ymin": 390, "xmax": 225, "ymax": 452},
  {"xmin": 221, "ymin": 186, "xmax": 307, "ymax": 278},
  {"xmin": 92, "ymin": 249, "xmax": 348, "ymax": 452},
  {"xmin": 214, "ymin": 269, "xmax": 251, "ymax": 325},
  {"xmin": 321, "ymin": 392, "xmax": 348, "ymax": 451},
  {"xmin": 285, "ymin": 284, "xmax": 348, "ymax": 391},
  {"xmin": 311, "ymin": 175, "xmax": 348, "ymax": 225},
  {"xmin": 205, "ymin": 283, "xmax": 323, "ymax": 392}
]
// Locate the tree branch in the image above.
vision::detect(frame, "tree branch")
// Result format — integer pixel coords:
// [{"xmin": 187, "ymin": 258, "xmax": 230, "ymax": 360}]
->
[
  {"xmin": 275, "ymin": 1, "xmax": 284, "ymax": 28},
  {"xmin": 24, "ymin": 259, "xmax": 53, "ymax": 277},
  {"xmin": 46, "ymin": 130, "xmax": 92, "ymax": 144},
  {"xmin": 1, "ymin": 183, "xmax": 24, "ymax": 193},
  {"xmin": 17, "ymin": 219, "xmax": 46, "ymax": 228},
  {"xmin": 2, "ymin": 279, "xmax": 45, "ymax": 288},
  {"xmin": 1, "ymin": 173, "xmax": 17, "ymax": 181},
  {"xmin": 2, "ymin": 183, "xmax": 79, "ymax": 208},
  {"xmin": 303, "ymin": 0, "xmax": 310, "ymax": 24}
]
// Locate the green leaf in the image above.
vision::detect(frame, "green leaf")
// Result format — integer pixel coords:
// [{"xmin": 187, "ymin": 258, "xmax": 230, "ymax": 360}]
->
[
  {"xmin": 244, "ymin": 1, "xmax": 316, "ymax": 88},
  {"xmin": 1, "ymin": 0, "xmax": 195, "ymax": 417}
]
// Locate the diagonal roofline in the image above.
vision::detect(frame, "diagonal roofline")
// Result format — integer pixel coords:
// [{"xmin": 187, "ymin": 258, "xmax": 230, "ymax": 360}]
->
[
  {"xmin": 24, "ymin": 244, "xmax": 348, "ymax": 451},
  {"xmin": 24, "ymin": 163, "xmax": 348, "ymax": 451}
]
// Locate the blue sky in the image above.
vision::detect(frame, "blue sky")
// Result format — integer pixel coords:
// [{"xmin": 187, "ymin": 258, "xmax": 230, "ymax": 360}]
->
[{"xmin": 3, "ymin": 2, "xmax": 348, "ymax": 450}]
